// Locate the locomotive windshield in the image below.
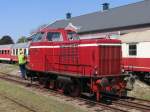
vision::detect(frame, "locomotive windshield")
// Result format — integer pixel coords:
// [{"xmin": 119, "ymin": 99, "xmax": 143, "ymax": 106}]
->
[
  {"xmin": 67, "ymin": 32, "xmax": 80, "ymax": 40},
  {"xmin": 47, "ymin": 32, "xmax": 63, "ymax": 42},
  {"xmin": 31, "ymin": 32, "xmax": 45, "ymax": 42}
]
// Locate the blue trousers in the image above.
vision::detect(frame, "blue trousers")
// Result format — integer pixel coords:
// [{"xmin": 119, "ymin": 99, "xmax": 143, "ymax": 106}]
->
[{"xmin": 19, "ymin": 64, "xmax": 26, "ymax": 78}]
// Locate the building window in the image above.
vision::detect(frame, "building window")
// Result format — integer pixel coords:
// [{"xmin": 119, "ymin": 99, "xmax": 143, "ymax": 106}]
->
[{"xmin": 129, "ymin": 44, "xmax": 137, "ymax": 56}]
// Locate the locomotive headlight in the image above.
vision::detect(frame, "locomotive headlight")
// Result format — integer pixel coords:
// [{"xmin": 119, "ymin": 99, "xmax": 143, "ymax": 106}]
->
[
  {"xmin": 94, "ymin": 66, "xmax": 98, "ymax": 75},
  {"xmin": 95, "ymin": 70, "xmax": 98, "ymax": 75}
]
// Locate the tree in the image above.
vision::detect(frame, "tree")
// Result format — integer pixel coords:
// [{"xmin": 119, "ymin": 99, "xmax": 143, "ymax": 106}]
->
[
  {"xmin": 0, "ymin": 35, "xmax": 14, "ymax": 45},
  {"xmin": 17, "ymin": 36, "xmax": 28, "ymax": 43}
]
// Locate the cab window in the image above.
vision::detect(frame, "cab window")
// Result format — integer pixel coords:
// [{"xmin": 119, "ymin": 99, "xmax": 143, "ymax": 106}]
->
[
  {"xmin": 67, "ymin": 32, "xmax": 79, "ymax": 40},
  {"xmin": 47, "ymin": 32, "xmax": 63, "ymax": 42},
  {"xmin": 32, "ymin": 32, "xmax": 45, "ymax": 42}
]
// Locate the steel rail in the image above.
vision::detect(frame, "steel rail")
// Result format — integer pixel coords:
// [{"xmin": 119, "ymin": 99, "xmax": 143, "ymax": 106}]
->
[
  {"xmin": 103, "ymin": 95, "xmax": 150, "ymax": 112},
  {"xmin": 0, "ymin": 74, "xmax": 127, "ymax": 112}
]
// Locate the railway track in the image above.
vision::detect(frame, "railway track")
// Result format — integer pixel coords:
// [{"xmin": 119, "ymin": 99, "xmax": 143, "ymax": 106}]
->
[
  {"xmin": 103, "ymin": 95, "xmax": 150, "ymax": 112},
  {"xmin": 0, "ymin": 92, "xmax": 38, "ymax": 112},
  {"xmin": 0, "ymin": 72, "xmax": 150, "ymax": 112}
]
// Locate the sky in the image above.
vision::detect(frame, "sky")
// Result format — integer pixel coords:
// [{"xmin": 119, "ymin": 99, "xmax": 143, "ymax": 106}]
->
[{"xmin": 0, "ymin": 0, "xmax": 142, "ymax": 42}]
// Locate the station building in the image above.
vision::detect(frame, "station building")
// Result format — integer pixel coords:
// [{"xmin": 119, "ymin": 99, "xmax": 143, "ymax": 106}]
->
[{"xmin": 47, "ymin": 0, "xmax": 150, "ymax": 39}]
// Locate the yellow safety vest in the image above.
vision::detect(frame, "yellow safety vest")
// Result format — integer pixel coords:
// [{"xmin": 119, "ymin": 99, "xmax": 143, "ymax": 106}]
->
[{"xmin": 18, "ymin": 54, "xmax": 26, "ymax": 65}]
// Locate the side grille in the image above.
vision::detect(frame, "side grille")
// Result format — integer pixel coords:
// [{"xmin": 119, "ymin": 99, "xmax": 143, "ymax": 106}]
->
[{"xmin": 99, "ymin": 46, "xmax": 121, "ymax": 75}]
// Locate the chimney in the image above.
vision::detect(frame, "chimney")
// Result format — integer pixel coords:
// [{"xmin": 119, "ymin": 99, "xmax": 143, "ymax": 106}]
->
[
  {"xmin": 66, "ymin": 12, "xmax": 72, "ymax": 19},
  {"xmin": 102, "ymin": 3, "xmax": 110, "ymax": 11}
]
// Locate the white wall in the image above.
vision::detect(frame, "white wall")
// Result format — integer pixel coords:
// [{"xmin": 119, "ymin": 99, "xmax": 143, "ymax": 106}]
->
[
  {"xmin": 138, "ymin": 42, "xmax": 150, "ymax": 58},
  {"xmin": 122, "ymin": 43, "xmax": 129, "ymax": 58}
]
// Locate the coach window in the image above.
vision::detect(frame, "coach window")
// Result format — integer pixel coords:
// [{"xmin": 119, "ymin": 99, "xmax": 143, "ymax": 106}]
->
[
  {"xmin": 24, "ymin": 49, "xmax": 26, "ymax": 55},
  {"xmin": 16, "ymin": 49, "xmax": 18, "ymax": 56},
  {"xmin": 13, "ymin": 49, "xmax": 15, "ymax": 55},
  {"xmin": 129, "ymin": 44, "xmax": 137, "ymax": 56},
  {"xmin": 47, "ymin": 32, "xmax": 63, "ymax": 42}
]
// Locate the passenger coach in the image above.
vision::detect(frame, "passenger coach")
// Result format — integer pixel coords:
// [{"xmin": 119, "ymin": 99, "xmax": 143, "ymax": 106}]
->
[
  {"xmin": 11, "ymin": 42, "xmax": 30, "ymax": 62},
  {"xmin": 119, "ymin": 30, "xmax": 150, "ymax": 82},
  {"xmin": 0, "ymin": 42, "xmax": 30, "ymax": 63},
  {"xmin": 0, "ymin": 44, "xmax": 13, "ymax": 62}
]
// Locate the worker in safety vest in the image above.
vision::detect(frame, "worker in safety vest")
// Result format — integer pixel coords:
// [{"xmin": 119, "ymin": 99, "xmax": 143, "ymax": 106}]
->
[{"xmin": 18, "ymin": 49, "xmax": 26, "ymax": 79}]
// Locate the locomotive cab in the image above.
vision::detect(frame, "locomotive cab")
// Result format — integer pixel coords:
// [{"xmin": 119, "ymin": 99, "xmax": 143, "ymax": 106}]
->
[{"xmin": 31, "ymin": 29, "xmax": 79, "ymax": 42}]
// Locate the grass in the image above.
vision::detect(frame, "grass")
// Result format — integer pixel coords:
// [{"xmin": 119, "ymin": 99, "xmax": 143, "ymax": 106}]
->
[
  {"xmin": 0, "ymin": 95, "xmax": 31, "ymax": 112},
  {"xmin": 0, "ymin": 80, "xmax": 86, "ymax": 112}
]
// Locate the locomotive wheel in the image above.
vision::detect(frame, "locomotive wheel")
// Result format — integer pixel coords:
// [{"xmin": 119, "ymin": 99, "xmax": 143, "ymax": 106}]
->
[
  {"xmin": 49, "ymin": 80, "xmax": 55, "ymax": 89},
  {"xmin": 65, "ymin": 83, "xmax": 81, "ymax": 97},
  {"xmin": 39, "ymin": 77, "xmax": 49, "ymax": 88},
  {"xmin": 39, "ymin": 77, "xmax": 44, "ymax": 85}
]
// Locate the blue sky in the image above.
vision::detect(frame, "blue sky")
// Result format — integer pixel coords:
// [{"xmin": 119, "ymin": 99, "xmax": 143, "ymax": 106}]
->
[{"xmin": 0, "ymin": 0, "xmax": 142, "ymax": 42}]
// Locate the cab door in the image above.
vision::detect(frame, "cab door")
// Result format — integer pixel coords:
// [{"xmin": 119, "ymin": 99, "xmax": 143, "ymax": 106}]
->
[
  {"xmin": 59, "ymin": 31, "xmax": 81, "ymax": 75},
  {"xmin": 45, "ymin": 31, "xmax": 64, "ymax": 72}
]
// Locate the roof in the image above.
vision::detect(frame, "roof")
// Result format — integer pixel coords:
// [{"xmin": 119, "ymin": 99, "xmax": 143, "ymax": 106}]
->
[
  {"xmin": 0, "ymin": 44, "xmax": 13, "ymax": 49},
  {"xmin": 12, "ymin": 42, "xmax": 30, "ymax": 49},
  {"xmin": 48, "ymin": 0, "xmax": 150, "ymax": 33},
  {"xmin": 118, "ymin": 30, "xmax": 150, "ymax": 43}
]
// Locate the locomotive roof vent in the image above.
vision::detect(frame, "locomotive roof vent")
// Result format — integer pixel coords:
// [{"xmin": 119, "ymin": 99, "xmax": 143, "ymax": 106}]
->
[
  {"xmin": 102, "ymin": 3, "xmax": 110, "ymax": 11},
  {"xmin": 66, "ymin": 12, "xmax": 72, "ymax": 19}
]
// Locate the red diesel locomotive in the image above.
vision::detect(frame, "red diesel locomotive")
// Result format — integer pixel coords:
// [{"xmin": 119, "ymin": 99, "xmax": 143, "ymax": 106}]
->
[{"xmin": 27, "ymin": 28, "xmax": 133, "ymax": 101}]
